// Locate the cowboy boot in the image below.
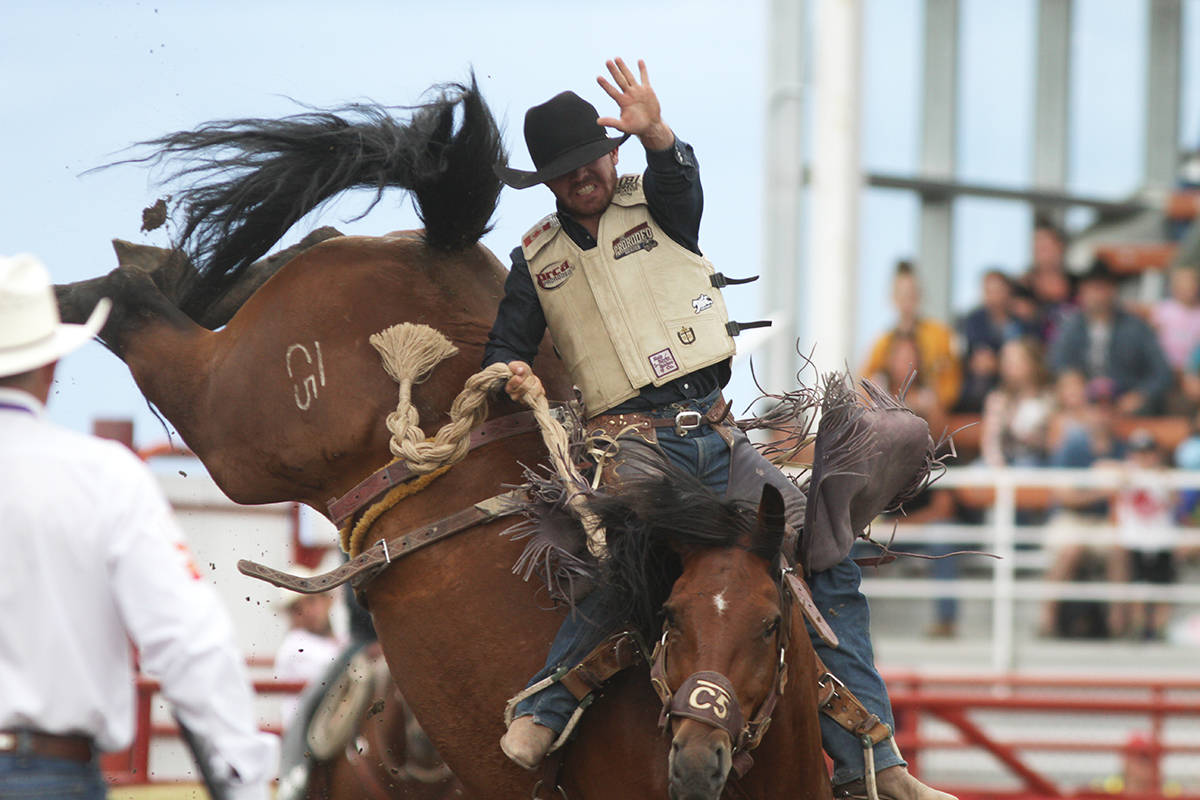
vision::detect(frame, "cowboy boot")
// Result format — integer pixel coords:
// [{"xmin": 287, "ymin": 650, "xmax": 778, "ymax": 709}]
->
[
  {"xmin": 499, "ymin": 716, "xmax": 557, "ymax": 770},
  {"xmin": 834, "ymin": 766, "xmax": 958, "ymax": 800}
]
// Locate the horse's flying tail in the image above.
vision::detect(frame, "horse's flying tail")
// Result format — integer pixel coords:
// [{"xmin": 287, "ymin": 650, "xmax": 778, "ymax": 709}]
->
[{"xmin": 120, "ymin": 75, "xmax": 504, "ymax": 320}]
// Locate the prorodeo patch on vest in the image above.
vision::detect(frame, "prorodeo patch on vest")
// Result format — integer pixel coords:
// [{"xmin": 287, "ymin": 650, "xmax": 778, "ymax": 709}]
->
[
  {"xmin": 648, "ymin": 347, "xmax": 680, "ymax": 378},
  {"xmin": 612, "ymin": 221, "xmax": 658, "ymax": 259},
  {"xmin": 691, "ymin": 293, "xmax": 714, "ymax": 313},
  {"xmin": 536, "ymin": 260, "xmax": 574, "ymax": 290}
]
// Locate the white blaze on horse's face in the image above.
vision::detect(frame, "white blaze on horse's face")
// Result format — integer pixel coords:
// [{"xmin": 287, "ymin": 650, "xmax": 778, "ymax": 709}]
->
[{"xmin": 712, "ymin": 590, "xmax": 728, "ymax": 617}]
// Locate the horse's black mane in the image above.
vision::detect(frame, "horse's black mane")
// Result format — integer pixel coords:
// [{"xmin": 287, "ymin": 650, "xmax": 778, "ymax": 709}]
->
[
  {"xmin": 567, "ymin": 470, "xmax": 776, "ymax": 660},
  {"xmin": 114, "ymin": 76, "xmax": 504, "ymax": 320}
]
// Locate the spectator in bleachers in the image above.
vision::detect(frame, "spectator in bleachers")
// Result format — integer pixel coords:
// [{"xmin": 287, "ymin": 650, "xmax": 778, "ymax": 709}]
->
[
  {"xmin": 871, "ymin": 330, "xmax": 948, "ymax": 439},
  {"xmin": 1174, "ymin": 412, "xmax": 1200, "ymax": 527},
  {"xmin": 274, "ymin": 577, "xmax": 345, "ymax": 729},
  {"xmin": 956, "ymin": 269, "xmax": 1026, "ymax": 413},
  {"xmin": 861, "ymin": 260, "xmax": 962, "ymax": 412},
  {"xmin": 1107, "ymin": 430, "xmax": 1179, "ymax": 640},
  {"xmin": 1022, "ymin": 216, "xmax": 1076, "ymax": 345},
  {"xmin": 1048, "ymin": 259, "xmax": 1172, "ymax": 415},
  {"xmin": 1148, "ymin": 264, "xmax": 1200, "ymax": 388},
  {"xmin": 980, "ymin": 338, "xmax": 1053, "ymax": 467},
  {"xmin": 870, "ymin": 329, "xmax": 960, "ymax": 637},
  {"xmin": 1037, "ymin": 371, "xmax": 1124, "ymax": 638}
]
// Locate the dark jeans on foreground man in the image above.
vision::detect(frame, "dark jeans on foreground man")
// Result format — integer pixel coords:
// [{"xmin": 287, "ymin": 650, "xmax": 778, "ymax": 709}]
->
[
  {"xmin": 0, "ymin": 751, "xmax": 107, "ymax": 800},
  {"xmin": 512, "ymin": 390, "xmax": 905, "ymax": 785}
]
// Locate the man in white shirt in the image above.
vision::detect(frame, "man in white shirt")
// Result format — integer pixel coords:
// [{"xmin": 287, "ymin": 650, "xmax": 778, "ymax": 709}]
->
[{"xmin": 0, "ymin": 253, "xmax": 278, "ymax": 799}]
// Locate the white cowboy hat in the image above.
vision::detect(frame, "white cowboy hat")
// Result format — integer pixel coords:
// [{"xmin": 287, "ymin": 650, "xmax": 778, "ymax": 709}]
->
[{"xmin": 0, "ymin": 254, "xmax": 110, "ymax": 378}]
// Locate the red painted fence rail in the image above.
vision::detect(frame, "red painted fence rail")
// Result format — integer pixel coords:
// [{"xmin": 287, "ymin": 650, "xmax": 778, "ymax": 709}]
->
[{"xmin": 104, "ymin": 668, "xmax": 1200, "ymax": 797}]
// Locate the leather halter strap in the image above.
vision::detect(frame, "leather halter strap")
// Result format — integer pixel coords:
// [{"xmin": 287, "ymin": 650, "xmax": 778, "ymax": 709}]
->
[
  {"xmin": 239, "ymin": 492, "xmax": 520, "ymax": 594},
  {"xmin": 326, "ymin": 410, "xmax": 544, "ymax": 527}
]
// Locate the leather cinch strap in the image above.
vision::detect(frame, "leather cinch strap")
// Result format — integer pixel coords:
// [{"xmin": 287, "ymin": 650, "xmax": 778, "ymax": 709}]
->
[{"xmin": 239, "ymin": 492, "xmax": 521, "ymax": 594}]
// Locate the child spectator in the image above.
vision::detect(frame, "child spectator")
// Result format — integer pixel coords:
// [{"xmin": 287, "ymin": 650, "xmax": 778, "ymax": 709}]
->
[
  {"xmin": 862, "ymin": 260, "xmax": 962, "ymax": 411},
  {"xmin": 980, "ymin": 338, "xmax": 1053, "ymax": 467},
  {"xmin": 1038, "ymin": 372, "xmax": 1124, "ymax": 637},
  {"xmin": 1107, "ymin": 430, "xmax": 1179, "ymax": 640}
]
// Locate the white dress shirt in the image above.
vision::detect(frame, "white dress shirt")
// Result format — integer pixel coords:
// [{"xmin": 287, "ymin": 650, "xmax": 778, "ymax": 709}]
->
[{"xmin": 0, "ymin": 388, "xmax": 278, "ymax": 798}]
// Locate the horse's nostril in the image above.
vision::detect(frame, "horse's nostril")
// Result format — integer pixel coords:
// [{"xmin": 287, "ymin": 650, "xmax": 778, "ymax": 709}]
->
[{"xmin": 672, "ymin": 740, "xmax": 681, "ymax": 753}]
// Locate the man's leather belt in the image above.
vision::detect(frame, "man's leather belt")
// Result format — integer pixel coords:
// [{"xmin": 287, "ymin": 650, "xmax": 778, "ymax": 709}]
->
[
  {"xmin": 0, "ymin": 730, "xmax": 94, "ymax": 762},
  {"xmin": 589, "ymin": 395, "xmax": 731, "ymax": 440}
]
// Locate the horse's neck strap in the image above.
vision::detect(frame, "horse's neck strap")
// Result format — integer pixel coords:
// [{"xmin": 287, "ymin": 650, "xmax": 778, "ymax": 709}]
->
[{"xmin": 326, "ymin": 409, "xmax": 546, "ymax": 527}]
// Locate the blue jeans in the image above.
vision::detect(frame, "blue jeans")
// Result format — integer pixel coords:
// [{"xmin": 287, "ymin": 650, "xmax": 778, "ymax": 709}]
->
[
  {"xmin": 514, "ymin": 393, "xmax": 903, "ymax": 781},
  {"xmin": 0, "ymin": 754, "xmax": 107, "ymax": 799}
]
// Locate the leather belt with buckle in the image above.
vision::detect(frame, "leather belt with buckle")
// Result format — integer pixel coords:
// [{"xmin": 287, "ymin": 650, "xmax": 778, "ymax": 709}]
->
[
  {"xmin": 672, "ymin": 410, "xmax": 703, "ymax": 436},
  {"xmin": 0, "ymin": 730, "xmax": 95, "ymax": 762}
]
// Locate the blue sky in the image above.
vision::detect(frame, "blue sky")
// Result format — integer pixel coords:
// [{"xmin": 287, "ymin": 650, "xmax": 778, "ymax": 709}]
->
[{"xmin": 1, "ymin": 0, "xmax": 1196, "ymax": 449}]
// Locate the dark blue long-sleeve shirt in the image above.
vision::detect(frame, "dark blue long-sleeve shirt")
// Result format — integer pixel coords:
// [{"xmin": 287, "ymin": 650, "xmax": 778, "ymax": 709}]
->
[{"xmin": 483, "ymin": 137, "xmax": 731, "ymax": 413}]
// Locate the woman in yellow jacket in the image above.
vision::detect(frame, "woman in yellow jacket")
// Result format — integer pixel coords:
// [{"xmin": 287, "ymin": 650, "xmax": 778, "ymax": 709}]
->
[{"xmin": 862, "ymin": 261, "xmax": 963, "ymax": 410}]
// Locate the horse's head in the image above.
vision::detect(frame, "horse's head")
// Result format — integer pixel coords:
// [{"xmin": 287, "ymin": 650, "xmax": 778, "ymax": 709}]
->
[
  {"xmin": 590, "ymin": 473, "xmax": 793, "ymax": 800},
  {"xmin": 650, "ymin": 485, "xmax": 789, "ymax": 800}
]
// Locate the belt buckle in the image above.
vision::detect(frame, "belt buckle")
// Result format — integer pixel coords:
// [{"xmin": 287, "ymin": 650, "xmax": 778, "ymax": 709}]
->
[
  {"xmin": 674, "ymin": 410, "xmax": 702, "ymax": 436},
  {"xmin": 0, "ymin": 732, "xmax": 16, "ymax": 752}
]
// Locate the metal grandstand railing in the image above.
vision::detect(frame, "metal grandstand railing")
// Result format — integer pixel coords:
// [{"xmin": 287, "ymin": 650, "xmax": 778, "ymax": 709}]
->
[{"xmin": 851, "ymin": 465, "xmax": 1200, "ymax": 671}]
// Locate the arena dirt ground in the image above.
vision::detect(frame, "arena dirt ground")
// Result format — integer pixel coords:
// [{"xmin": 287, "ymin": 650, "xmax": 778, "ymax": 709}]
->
[{"xmin": 111, "ymin": 786, "xmax": 214, "ymax": 799}]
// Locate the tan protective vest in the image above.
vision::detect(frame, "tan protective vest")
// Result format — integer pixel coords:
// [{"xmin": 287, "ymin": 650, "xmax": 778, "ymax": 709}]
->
[{"xmin": 523, "ymin": 174, "xmax": 736, "ymax": 416}]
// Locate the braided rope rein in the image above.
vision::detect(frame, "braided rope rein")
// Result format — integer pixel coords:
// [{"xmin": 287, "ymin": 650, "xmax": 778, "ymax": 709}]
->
[{"xmin": 368, "ymin": 323, "xmax": 606, "ymax": 557}]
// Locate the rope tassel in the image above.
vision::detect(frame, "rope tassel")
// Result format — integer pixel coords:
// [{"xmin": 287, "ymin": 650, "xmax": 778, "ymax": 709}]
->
[{"xmin": 366, "ymin": 322, "xmax": 607, "ymax": 557}]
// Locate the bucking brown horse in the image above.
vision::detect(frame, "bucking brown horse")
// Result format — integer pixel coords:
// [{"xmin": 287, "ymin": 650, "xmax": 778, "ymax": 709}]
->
[{"xmin": 56, "ymin": 80, "xmax": 831, "ymax": 798}]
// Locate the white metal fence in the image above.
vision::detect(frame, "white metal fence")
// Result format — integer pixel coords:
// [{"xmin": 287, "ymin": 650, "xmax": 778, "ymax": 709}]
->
[{"xmin": 786, "ymin": 464, "xmax": 1200, "ymax": 670}]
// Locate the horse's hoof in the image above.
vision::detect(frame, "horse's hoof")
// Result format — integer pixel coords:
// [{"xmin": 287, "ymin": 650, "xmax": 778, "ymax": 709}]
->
[{"xmin": 499, "ymin": 716, "xmax": 556, "ymax": 771}]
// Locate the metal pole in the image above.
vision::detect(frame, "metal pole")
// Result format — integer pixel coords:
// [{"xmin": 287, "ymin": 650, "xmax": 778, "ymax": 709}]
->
[
  {"xmin": 918, "ymin": 0, "xmax": 959, "ymax": 322},
  {"xmin": 992, "ymin": 472, "xmax": 1017, "ymax": 672},
  {"xmin": 763, "ymin": 0, "xmax": 809, "ymax": 390},
  {"xmin": 1144, "ymin": 0, "xmax": 1182, "ymax": 189},
  {"xmin": 1032, "ymin": 0, "xmax": 1072, "ymax": 227},
  {"xmin": 806, "ymin": 0, "xmax": 862, "ymax": 375}
]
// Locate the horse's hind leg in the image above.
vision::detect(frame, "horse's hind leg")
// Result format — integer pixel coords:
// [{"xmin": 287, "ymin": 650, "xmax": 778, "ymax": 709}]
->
[{"xmin": 56, "ymin": 225, "xmax": 343, "ymax": 336}]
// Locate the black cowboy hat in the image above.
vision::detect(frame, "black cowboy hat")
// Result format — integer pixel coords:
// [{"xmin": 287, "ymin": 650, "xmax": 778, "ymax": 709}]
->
[
  {"xmin": 1079, "ymin": 257, "xmax": 1119, "ymax": 284},
  {"xmin": 495, "ymin": 91, "xmax": 629, "ymax": 190}
]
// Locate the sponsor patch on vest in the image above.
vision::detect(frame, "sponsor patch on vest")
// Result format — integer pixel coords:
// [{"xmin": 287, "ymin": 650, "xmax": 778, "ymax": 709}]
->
[
  {"xmin": 648, "ymin": 348, "xmax": 680, "ymax": 378},
  {"xmin": 615, "ymin": 175, "xmax": 641, "ymax": 197},
  {"xmin": 536, "ymin": 260, "xmax": 574, "ymax": 290},
  {"xmin": 612, "ymin": 222, "xmax": 658, "ymax": 259},
  {"xmin": 677, "ymin": 326, "xmax": 696, "ymax": 345},
  {"xmin": 523, "ymin": 217, "xmax": 557, "ymax": 248},
  {"xmin": 691, "ymin": 293, "xmax": 714, "ymax": 314}
]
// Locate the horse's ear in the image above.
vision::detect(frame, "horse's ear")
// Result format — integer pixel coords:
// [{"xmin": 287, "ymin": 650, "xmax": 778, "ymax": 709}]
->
[{"xmin": 753, "ymin": 484, "xmax": 787, "ymax": 559}]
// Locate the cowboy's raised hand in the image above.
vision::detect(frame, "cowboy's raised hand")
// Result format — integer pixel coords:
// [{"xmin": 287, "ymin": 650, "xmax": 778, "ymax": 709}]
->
[{"xmin": 597, "ymin": 58, "xmax": 674, "ymax": 151}]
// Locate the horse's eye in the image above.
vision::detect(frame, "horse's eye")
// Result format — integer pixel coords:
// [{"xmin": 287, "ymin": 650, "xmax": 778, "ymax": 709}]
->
[
  {"xmin": 764, "ymin": 616, "xmax": 782, "ymax": 638},
  {"xmin": 663, "ymin": 606, "xmax": 678, "ymax": 628}
]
